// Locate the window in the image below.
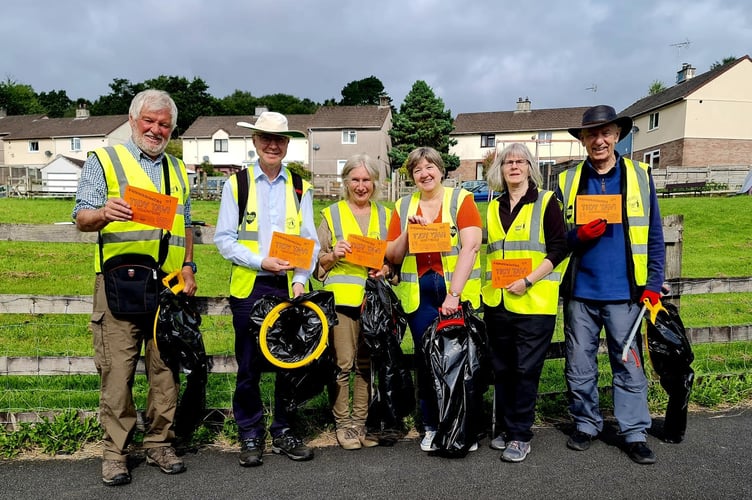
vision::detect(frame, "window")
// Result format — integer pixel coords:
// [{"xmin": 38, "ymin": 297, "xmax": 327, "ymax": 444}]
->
[
  {"xmin": 537, "ymin": 131, "xmax": 552, "ymax": 144},
  {"xmin": 70, "ymin": 138, "xmax": 81, "ymax": 151},
  {"xmin": 649, "ymin": 112, "xmax": 659, "ymax": 130},
  {"xmin": 342, "ymin": 130, "xmax": 357, "ymax": 144},
  {"xmin": 644, "ymin": 150, "xmax": 660, "ymax": 169},
  {"xmin": 480, "ymin": 134, "xmax": 495, "ymax": 148},
  {"xmin": 214, "ymin": 139, "xmax": 228, "ymax": 152},
  {"xmin": 28, "ymin": 141, "xmax": 39, "ymax": 152},
  {"xmin": 337, "ymin": 159, "xmax": 347, "ymax": 181}
]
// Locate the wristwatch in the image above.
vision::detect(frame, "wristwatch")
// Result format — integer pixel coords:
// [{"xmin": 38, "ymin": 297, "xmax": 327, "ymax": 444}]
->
[
  {"xmin": 523, "ymin": 277, "xmax": 532, "ymax": 288},
  {"xmin": 183, "ymin": 261, "xmax": 197, "ymax": 274},
  {"xmin": 449, "ymin": 289, "xmax": 460, "ymax": 298}
]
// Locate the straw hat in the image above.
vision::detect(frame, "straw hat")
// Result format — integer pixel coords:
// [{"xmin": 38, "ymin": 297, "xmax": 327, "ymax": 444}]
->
[{"xmin": 237, "ymin": 111, "xmax": 306, "ymax": 138}]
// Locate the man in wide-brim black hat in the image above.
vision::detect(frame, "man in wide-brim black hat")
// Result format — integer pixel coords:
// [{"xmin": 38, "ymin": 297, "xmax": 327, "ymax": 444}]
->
[{"xmin": 556, "ymin": 105, "xmax": 666, "ymax": 465}]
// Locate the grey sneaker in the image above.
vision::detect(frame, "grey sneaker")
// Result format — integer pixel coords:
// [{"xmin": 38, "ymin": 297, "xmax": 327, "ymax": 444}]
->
[
  {"xmin": 102, "ymin": 459, "xmax": 131, "ymax": 486},
  {"xmin": 501, "ymin": 440, "xmax": 531, "ymax": 462},
  {"xmin": 146, "ymin": 446, "xmax": 186, "ymax": 474},
  {"xmin": 489, "ymin": 434, "xmax": 507, "ymax": 450}
]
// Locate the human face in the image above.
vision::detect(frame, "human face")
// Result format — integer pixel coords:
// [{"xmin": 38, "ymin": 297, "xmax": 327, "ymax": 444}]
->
[
  {"xmin": 130, "ymin": 107, "xmax": 173, "ymax": 159},
  {"xmin": 347, "ymin": 165, "xmax": 374, "ymax": 207},
  {"xmin": 412, "ymin": 158, "xmax": 441, "ymax": 194},
  {"xmin": 502, "ymin": 156, "xmax": 529, "ymax": 189},
  {"xmin": 582, "ymin": 124, "xmax": 620, "ymax": 168},
  {"xmin": 253, "ymin": 133, "xmax": 289, "ymax": 170}
]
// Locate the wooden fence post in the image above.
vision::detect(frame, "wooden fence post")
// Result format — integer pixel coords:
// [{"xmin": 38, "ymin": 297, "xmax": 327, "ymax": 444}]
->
[{"xmin": 662, "ymin": 214, "xmax": 684, "ymax": 308}]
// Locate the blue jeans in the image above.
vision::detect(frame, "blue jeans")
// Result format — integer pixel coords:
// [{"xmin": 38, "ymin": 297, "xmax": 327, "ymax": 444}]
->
[
  {"xmin": 564, "ymin": 298, "xmax": 651, "ymax": 443},
  {"xmin": 406, "ymin": 270, "xmax": 446, "ymax": 431}
]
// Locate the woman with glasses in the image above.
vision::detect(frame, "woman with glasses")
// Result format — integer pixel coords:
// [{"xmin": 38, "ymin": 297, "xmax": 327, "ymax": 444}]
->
[
  {"xmin": 316, "ymin": 153, "xmax": 391, "ymax": 450},
  {"xmin": 481, "ymin": 143, "xmax": 568, "ymax": 462},
  {"xmin": 386, "ymin": 146, "xmax": 483, "ymax": 452}
]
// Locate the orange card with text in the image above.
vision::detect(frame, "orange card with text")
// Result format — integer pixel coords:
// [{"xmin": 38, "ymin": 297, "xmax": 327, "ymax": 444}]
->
[
  {"xmin": 408, "ymin": 223, "xmax": 452, "ymax": 254},
  {"xmin": 124, "ymin": 185, "xmax": 178, "ymax": 231},
  {"xmin": 269, "ymin": 231, "xmax": 315, "ymax": 269},
  {"xmin": 345, "ymin": 234, "xmax": 388, "ymax": 269},
  {"xmin": 491, "ymin": 258, "xmax": 533, "ymax": 288},
  {"xmin": 575, "ymin": 195, "xmax": 622, "ymax": 225}
]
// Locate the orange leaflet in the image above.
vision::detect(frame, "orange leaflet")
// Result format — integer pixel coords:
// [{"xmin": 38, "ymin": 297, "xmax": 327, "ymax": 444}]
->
[
  {"xmin": 491, "ymin": 258, "xmax": 533, "ymax": 288},
  {"xmin": 123, "ymin": 185, "xmax": 178, "ymax": 231},
  {"xmin": 408, "ymin": 223, "xmax": 452, "ymax": 254},
  {"xmin": 575, "ymin": 194, "xmax": 622, "ymax": 224},
  {"xmin": 345, "ymin": 234, "xmax": 388, "ymax": 269},
  {"xmin": 269, "ymin": 231, "xmax": 315, "ymax": 270}
]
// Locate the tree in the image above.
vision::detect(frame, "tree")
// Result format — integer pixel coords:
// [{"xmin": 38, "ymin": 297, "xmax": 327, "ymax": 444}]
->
[
  {"xmin": 388, "ymin": 80, "xmax": 459, "ymax": 173},
  {"xmin": 648, "ymin": 80, "xmax": 667, "ymax": 96},
  {"xmin": 0, "ymin": 78, "xmax": 44, "ymax": 115},
  {"xmin": 143, "ymin": 75, "xmax": 218, "ymax": 135},
  {"xmin": 217, "ymin": 90, "xmax": 261, "ymax": 115},
  {"xmin": 340, "ymin": 76, "xmax": 385, "ymax": 106},
  {"xmin": 38, "ymin": 90, "xmax": 73, "ymax": 118},
  {"xmin": 89, "ymin": 78, "xmax": 143, "ymax": 117},
  {"xmin": 257, "ymin": 93, "xmax": 318, "ymax": 114},
  {"xmin": 710, "ymin": 56, "xmax": 736, "ymax": 71}
]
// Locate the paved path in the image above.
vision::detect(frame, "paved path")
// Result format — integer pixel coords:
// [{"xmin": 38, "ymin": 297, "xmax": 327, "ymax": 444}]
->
[{"xmin": 1, "ymin": 408, "xmax": 751, "ymax": 499}]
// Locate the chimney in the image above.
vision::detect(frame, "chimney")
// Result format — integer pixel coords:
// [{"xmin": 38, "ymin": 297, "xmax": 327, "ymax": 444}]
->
[
  {"xmin": 676, "ymin": 63, "xmax": 696, "ymax": 84},
  {"xmin": 75, "ymin": 103, "xmax": 90, "ymax": 119},
  {"xmin": 515, "ymin": 97, "xmax": 531, "ymax": 113},
  {"xmin": 254, "ymin": 107, "xmax": 268, "ymax": 116},
  {"xmin": 378, "ymin": 94, "xmax": 392, "ymax": 108},
  {"xmin": 0, "ymin": 107, "xmax": 6, "ymax": 118}
]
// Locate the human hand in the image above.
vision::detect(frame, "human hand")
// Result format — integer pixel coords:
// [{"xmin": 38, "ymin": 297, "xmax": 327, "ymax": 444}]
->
[
  {"xmin": 440, "ymin": 294, "xmax": 461, "ymax": 315},
  {"xmin": 332, "ymin": 240, "xmax": 351, "ymax": 260},
  {"xmin": 577, "ymin": 219, "xmax": 607, "ymax": 241},
  {"xmin": 640, "ymin": 289, "xmax": 661, "ymax": 306},
  {"xmin": 181, "ymin": 269, "xmax": 198, "ymax": 296},
  {"xmin": 292, "ymin": 282, "xmax": 305, "ymax": 297},
  {"xmin": 101, "ymin": 197, "xmax": 132, "ymax": 223},
  {"xmin": 407, "ymin": 214, "xmax": 429, "ymax": 226},
  {"xmin": 261, "ymin": 257, "xmax": 294, "ymax": 273}
]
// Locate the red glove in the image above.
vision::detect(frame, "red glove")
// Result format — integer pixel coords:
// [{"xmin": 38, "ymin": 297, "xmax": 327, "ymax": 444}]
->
[
  {"xmin": 577, "ymin": 219, "xmax": 607, "ymax": 241},
  {"xmin": 640, "ymin": 289, "xmax": 661, "ymax": 306}
]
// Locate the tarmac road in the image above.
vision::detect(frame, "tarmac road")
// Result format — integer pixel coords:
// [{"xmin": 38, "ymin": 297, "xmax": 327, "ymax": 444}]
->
[{"xmin": 1, "ymin": 408, "xmax": 751, "ymax": 500}]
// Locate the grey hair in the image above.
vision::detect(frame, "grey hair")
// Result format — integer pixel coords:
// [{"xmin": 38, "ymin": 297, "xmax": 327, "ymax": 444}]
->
[
  {"xmin": 486, "ymin": 142, "xmax": 542, "ymax": 193},
  {"xmin": 340, "ymin": 153, "xmax": 382, "ymax": 201},
  {"xmin": 129, "ymin": 89, "xmax": 178, "ymax": 131}
]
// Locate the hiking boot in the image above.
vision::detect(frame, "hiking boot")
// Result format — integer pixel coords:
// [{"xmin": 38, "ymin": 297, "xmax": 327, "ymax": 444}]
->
[
  {"xmin": 336, "ymin": 426, "xmax": 362, "ymax": 450},
  {"xmin": 239, "ymin": 437, "xmax": 265, "ymax": 467},
  {"xmin": 272, "ymin": 431, "xmax": 314, "ymax": 461},
  {"xmin": 626, "ymin": 441, "xmax": 656, "ymax": 465},
  {"xmin": 146, "ymin": 446, "xmax": 186, "ymax": 474},
  {"xmin": 489, "ymin": 434, "xmax": 507, "ymax": 450},
  {"xmin": 567, "ymin": 430, "xmax": 594, "ymax": 451},
  {"xmin": 355, "ymin": 425, "xmax": 379, "ymax": 448},
  {"xmin": 420, "ymin": 430, "xmax": 438, "ymax": 452},
  {"xmin": 102, "ymin": 459, "xmax": 131, "ymax": 486},
  {"xmin": 501, "ymin": 440, "xmax": 531, "ymax": 462}
]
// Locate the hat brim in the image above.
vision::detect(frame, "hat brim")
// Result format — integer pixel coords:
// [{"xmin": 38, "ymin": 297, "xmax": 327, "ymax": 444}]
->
[
  {"xmin": 568, "ymin": 116, "xmax": 633, "ymax": 142},
  {"xmin": 236, "ymin": 121, "xmax": 306, "ymax": 138}
]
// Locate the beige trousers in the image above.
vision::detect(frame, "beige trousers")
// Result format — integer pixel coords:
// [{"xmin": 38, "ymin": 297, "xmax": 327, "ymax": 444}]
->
[
  {"xmin": 331, "ymin": 312, "xmax": 372, "ymax": 428},
  {"xmin": 91, "ymin": 274, "xmax": 178, "ymax": 461}
]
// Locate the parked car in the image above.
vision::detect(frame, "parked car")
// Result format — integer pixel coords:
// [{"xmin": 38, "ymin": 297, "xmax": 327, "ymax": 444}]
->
[{"xmin": 461, "ymin": 180, "xmax": 494, "ymax": 202}]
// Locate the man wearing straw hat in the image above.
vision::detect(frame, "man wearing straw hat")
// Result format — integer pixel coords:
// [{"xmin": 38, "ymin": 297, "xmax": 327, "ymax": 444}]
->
[
  {"xmin": 557, "ymin": 105, "xmax": 665, "ymax": 465},
  {"xmin": 214, "ymin": 111, "xmax": 319, "ymax": 467}
]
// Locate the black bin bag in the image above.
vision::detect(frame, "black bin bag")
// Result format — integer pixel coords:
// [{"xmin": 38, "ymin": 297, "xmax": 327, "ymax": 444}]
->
[
  {"xmin": 361, "ymin": 278, "xmax": 415, "ymax": 443},
  {"xmin": 423, "ymin": 303, "xmax": 490, "ymax": 457},
  {"xmin": 249, "ymin": 290, "xmax": 339, "ymax": 412},
  {"xmin": 154, "ymin": 278, "xmax": 212, "ymax": 441},
  {"xmin": 646, "ymin": 301, "xmax": 695, "ymax": 443}
]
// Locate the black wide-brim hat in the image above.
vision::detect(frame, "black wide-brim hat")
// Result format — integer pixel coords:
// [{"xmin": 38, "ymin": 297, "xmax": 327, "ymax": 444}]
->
[{"xmin": 568, "ymin": 105, "xmax": 633, "ymax": 141}]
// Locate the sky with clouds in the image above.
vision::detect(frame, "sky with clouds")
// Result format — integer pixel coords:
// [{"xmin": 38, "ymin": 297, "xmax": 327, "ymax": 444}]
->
[{"xmin": 3, "ymin": 0, "xmax": 750, "ymax": 116}]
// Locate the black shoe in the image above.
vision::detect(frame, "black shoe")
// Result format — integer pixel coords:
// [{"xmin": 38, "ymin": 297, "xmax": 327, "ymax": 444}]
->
[
  {"xmin": 272, "ymin": 432, "xmax": 314, "ymax": 461},
  {"xmin": 239, "ymin": 438, "xmax": 265, "ymax": 467},
  {"xmin": 567, "ymin": 430, "xmax": 594, "ymax": 451},
  {"xmin": 626, "ymin": 442, "xmax": 656, "ymax": 465}
]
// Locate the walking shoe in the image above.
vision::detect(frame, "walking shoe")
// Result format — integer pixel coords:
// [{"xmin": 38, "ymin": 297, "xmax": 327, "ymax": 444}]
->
[
  {"xmin": 101, "ymin": 459, "xmax": 131, "ymax": 486},
  {"xmin": 355, "ymin": 425, "xmax": 379, "ymax": 448},
  {"xmin": 626, "ymin": 441, "xmax": 656, "ymax": 465},
  {"xmin": 146, "ymin": 446, "xmax": 186, "ymax": 474},
  {"xmin": 239, "ymin": 437, "xmax": 265, "ymax": 467},
  {"xmin": 336, "ymin": 427, "xmax": 362, "ymax": 450},
  {"xmin": 501, "ymin": 440, "xmax": 531, "ymax": 462},
  {"xmin": 272, "ymin": 431, "xmax": 314, "ymax": 461},
  {"xmin": 567, "ymin": 430, "xmax": 594, "ymax": 451},
  {"xmin": 420, "ymin": 430, "xmax": 438, "ymax": 452},
  {"xmin": 468, "ymin": 442, "xmax": 479, "ymax": 452},
  {"xmin": 489, "ymin": 434, "xmax": 507, "ymax": 450}
]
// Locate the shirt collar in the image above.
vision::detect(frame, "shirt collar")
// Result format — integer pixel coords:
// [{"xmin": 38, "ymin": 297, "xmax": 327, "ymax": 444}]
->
[{"xmin": 253, "ymin": 161, "xmax": 288, "ymax": 182}]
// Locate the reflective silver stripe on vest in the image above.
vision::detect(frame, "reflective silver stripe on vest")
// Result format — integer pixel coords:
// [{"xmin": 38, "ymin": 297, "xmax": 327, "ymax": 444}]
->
[
  {"xmin": 561, "ymin": 167, "xmax": 579, "ymax": 231},
  {"xmin": 401, "ymin": 271, "xmax": 418, "ymax": 284},
  {"xmin": 238, "ymin": 229, "xmax": 259, "ymax": 240},
  {"xmin": 325, "ymin": 275, "xmax": 367, "ymax": 286},
  {"xmin": 101, "ymin": 229, "xmax": 163, "ymax": 244},
  {"xmin": 628, "ymin": 159, "xmax": 651, "ymax": 227}
]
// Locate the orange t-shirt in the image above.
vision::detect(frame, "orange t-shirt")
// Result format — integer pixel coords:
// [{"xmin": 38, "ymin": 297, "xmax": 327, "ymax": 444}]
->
[{"xmin": 387, "ymin": 195, "xmax": 481, "ymax": 277}]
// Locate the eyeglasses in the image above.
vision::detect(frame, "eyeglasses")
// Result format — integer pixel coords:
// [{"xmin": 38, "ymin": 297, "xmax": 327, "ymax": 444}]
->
[
  {"xmin": 502, "ymin": 159, "xmax": 529, "ymax": 166},
  {"xmin": 254, "ymin": 134, "xmax": 289, "ymax": 146}
]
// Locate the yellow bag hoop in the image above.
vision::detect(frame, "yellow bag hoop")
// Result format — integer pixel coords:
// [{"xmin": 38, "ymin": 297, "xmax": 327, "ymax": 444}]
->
[
  {"xmin": 259, "ymin": 300, "xmax": 329, "ymax": 369},
  {"xmin": 153, "ymin": 270, "xmax": 185, "ymax": 352}
]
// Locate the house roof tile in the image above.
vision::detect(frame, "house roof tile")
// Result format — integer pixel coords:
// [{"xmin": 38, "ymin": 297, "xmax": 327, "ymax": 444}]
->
[
  {"xmin": 1, "ymin": 115, "xmax": 128, "ymax": 140},
  {"xmin": 181, "ymin": 114, "xmax": 314, "ymax": 138},
  {"xmin": 452, "ymin": 106, "xmax": 591, "ymax": 135},
  {"xmin": 309, "ymin": 106, "xmax": 390, "ymax": 129}
]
